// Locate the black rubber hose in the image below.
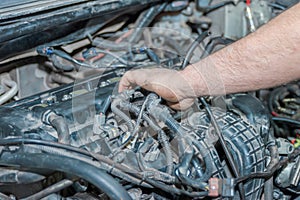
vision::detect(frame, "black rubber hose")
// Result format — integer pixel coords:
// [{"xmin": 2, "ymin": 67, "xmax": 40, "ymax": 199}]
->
[
  {"xmin": 201, "ymin": 36, "xmax": 234, "ymax": 59},
  {"xmin": 176, "ymin": 151, "xmax": 208, "ymax": 190},
  {"xmin": 29, "ymin": 144, "xmax": 153, "ymax": 188},
  {"xmin": 0, "ymin": 138, "xmax": 208, "ymax": 197},
  {"xmin": 272, "ymin": 117, "xmax": 300, "ymax": 127},
  {"xmin": 0, "ymin": 152, "xmax": 132, "ymax": 200},
  {"xmin": 0, "ymin": 138, "xmax": 142, "ymax": 178},
  {"xmin": 176, "ymin": 141, "xmax": 212, "ymax": 190},
  {"xmin": 128, "ymin": 3, "xmax": 167, "ymax": 43},
  {"xmin": 181, "ymin": 31, "xmax": 210, "ymax": 69},
  {"xmin": 267, "ymin": 87, "xmax": 286, "ymax": 113},
  {"xmin": 192, "ymin": 141, "xmax": 213, "ymax": 181},
  {"xmin": 0, "ymin": 138, "xmax": 153, "ymax": 188},
  {"xmin": 49, "ymin": 115, "xmax": 70, "ymax": 144}
]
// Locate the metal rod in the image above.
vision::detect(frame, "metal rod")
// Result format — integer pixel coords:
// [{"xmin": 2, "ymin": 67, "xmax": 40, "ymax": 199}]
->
[{"xmin": 21, "ymin": 179, "xmax": 73, "ymax": 200}]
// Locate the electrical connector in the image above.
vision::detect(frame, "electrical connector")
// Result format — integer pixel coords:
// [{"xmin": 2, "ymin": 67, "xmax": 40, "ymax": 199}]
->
[{"xmin": 208, "ymin": 178, "xmax": 235, "ymax": 198}]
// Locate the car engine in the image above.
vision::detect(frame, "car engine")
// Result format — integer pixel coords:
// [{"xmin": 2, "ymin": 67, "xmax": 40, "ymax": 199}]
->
[{"xmin": 0, "ymin": 0, "xmax": 299, "ymax": 199}]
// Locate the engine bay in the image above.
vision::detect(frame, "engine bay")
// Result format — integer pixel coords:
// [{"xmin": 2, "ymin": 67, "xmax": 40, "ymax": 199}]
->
[{"xmin": 0, "ymin": 0, "xmax": 299, "ymax": 199}]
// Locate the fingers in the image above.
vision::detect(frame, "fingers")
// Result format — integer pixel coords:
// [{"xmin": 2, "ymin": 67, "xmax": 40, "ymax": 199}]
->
[
  {"xmin": 118, "ymin": 69, "xmax": 195, "ymax": 110},
  {"xmin": 167, "ymin": 98, "xmax": 195, "ymax": 110},
  {"xmin": 118, "ymin": 71, "xmax": 137, "ymax": 92},
  {"xmin": 118, "ymin": 69, "xmax": 154, "ymax": 93}
]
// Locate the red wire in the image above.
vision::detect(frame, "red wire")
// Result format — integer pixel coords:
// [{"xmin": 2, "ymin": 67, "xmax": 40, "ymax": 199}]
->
[
  {"xmin": 271, "ymin": 111, "xmax": 279, "ymax": 117},
  {"xmin": 246, "ymin": 0, "xmax": 251, "ymax": 6}
]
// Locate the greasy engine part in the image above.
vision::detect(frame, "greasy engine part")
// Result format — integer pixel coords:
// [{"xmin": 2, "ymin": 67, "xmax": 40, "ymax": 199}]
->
[
  {"xmin": 0, "ymin": 0, "xmax": 299, "ymax": 199},
  {"xmin": 0, "ymin": 78, "xmax": 268, "ymax": 199}
]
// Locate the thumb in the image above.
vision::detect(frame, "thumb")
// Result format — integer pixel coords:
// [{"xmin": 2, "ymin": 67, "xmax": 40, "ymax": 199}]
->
[{"xmin": 118, "ymin": 71, "xmax": 137, "ymax": 92}]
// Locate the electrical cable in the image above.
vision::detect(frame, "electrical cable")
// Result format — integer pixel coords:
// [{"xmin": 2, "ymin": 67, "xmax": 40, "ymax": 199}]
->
[
  {"xmin": 131, "ymin": 95, "xmax": 151, "ymax": 137},
  {"xmin": 236, "ymin": 148, "xmax": 300, "ymax": 184},
  {"xmin": 180, "ymin": 31, "xmax": 210, "ymax": 69},
  {"xmin": 264, "ymin": 144, "xmax": 279, "ymax": 200},
  {"xmin": 267, "ymin": 87, "xmax": 285, "ymax": 114},
  {"xmin": 272, "ymin": 117, "xmax": 300, "ymax": 127},
  {"xmin": 52, "ymin": 49, "xmax": 91, "ymax": 68},
  {"xmin": 37, "ymin": 47, "xmax": 93, "ymax": 69},
  {"xmin": 120, "ymin": 101, "xmax": 174, "ymax": 174}
]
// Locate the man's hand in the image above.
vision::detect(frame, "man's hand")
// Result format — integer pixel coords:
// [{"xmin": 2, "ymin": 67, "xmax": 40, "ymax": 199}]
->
[
  {"xmin": 119, "ymin": 3, "xmax": 300, "ymax": 106},
  {"xmin": 118, "ymin": 68, "xmax": 196, "ymax": 110}
]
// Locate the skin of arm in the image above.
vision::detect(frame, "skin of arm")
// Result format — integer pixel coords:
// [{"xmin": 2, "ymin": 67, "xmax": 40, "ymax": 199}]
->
[{"xmin": 119, "ymin": 3, "xmax": 300, "ymax": 110}]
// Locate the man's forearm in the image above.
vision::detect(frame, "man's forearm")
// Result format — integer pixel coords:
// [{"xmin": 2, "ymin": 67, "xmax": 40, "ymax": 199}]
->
[{"xmin": 182, "ymin": 3, "xmax": 300, "ymax": 97}]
